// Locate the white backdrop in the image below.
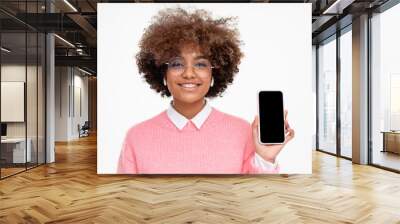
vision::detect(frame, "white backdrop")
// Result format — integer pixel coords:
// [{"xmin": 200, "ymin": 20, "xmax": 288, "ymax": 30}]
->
[{"xmin": 98, "ymin": 3, "xmax": 312, "ymax": 174}]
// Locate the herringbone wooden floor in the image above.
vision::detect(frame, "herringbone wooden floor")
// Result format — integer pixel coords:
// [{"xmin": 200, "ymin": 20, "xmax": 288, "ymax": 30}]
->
[{"xmin": 0, "ymin": 134, "xmax": 400, "ymax": 224}]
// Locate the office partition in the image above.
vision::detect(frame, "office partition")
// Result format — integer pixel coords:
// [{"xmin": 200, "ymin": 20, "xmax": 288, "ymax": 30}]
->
[{"xmin": 0, "ymin": 1, "xmax": 47, "ymax": 179}]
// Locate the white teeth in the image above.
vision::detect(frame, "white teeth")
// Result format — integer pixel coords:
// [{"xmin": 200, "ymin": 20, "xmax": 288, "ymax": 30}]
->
[{"xmin": 180, "ymin": 84, "xmax": 197, "ymax": 88}]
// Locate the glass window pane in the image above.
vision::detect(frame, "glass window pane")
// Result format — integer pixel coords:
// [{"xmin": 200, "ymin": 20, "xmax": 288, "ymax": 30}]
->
[
  {"xmin": 27, "ymin": 31, "xmax": 38, "ymax": 169},
  {"xmin": 340, "ymin": 29, "xmax": 352, "ymax": 158},
  {"xmin": 318, "ymin": 37, "xmax": 337, "ymax": 154},
  {"xmin": 38, "ymin": 32, "xmax": 45, "ymax": 165},
  {"xmin": 371, "ymin": 4, "xmax": 400, "ymax": 171},
  {"xmin": 25, "ymin": 0, "xmax": 41, "ymax": 168},
  {"xmin": 0, "ymin": 1, "xmax": 46, "ymax": 179},
  {"xmin": 1, "ymin": 31, "xmax": 27, "ymax": 177}
]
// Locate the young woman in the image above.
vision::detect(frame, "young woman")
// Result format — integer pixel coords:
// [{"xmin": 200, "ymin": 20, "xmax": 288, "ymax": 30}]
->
[{"xmin": 117, "ymin": 8, "xmax": 295, "ymax": 174}]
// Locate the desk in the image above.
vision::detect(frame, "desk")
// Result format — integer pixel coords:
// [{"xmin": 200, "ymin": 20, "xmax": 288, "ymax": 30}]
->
[
  {"xmin": 1, "ymin": 138, "xmax": 31, "ymax": 163},
  {"xmin": 381, "ymin": 131, "xmax": 400, "ymax": 154}
]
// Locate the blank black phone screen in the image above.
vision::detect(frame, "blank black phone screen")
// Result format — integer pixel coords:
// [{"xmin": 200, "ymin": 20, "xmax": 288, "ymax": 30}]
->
[{"xmin": 259, "ymin": 91, "xmax": 285, "ymax": 144}]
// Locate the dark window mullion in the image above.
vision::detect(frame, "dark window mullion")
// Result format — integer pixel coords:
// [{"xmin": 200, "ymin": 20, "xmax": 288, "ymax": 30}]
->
[
  {"xmin": 316, "ymin": 45, "xmax": 320, "ymax": 150},
  {"xmin": 24, "ymin": 0, "xmax": 28, "ymax": 171},
  {"xmin": 36, "ymin": 0, "xmax": 39, "ymax": 167},
  {"xmin": 336, "ymin": 30, "xmax": 341, "ymax": 157},
  {"xmin": 367, "ymin": 11, "xmax": 373, "ymax": 165}
]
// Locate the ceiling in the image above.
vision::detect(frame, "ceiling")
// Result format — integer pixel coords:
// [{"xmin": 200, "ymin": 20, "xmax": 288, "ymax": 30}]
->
[{"xmin": 0, "ymin": 0, "xmax": 392, "ymax": 75}]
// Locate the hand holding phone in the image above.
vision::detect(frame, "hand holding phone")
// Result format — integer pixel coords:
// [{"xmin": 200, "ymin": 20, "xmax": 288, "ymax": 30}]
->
[{"xmin": 252, "ymin": 91, "xmax": 295, "ymax": 163}]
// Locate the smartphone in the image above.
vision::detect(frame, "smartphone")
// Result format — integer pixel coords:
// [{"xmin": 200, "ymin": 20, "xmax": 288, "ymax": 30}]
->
[{"xmin": 258, "ymin": 91, "xmax": 285, "ymax": 144}]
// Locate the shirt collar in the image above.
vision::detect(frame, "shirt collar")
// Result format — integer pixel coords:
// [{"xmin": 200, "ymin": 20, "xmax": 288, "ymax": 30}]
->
[{"xmin": 166, "ymin": 100, "xmax": 212, "ymax": 130}]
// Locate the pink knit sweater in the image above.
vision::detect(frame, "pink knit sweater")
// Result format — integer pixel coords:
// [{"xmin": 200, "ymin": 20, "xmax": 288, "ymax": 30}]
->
[{"xmin": 117, "ymin": 108, "xmax": 279, "ymax": 174}]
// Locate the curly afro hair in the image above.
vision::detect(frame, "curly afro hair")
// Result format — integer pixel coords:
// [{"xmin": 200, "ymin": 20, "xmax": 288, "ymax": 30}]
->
[{"xmin": 136, "ymin": 7, "xmax": 243, "ymax": 98}]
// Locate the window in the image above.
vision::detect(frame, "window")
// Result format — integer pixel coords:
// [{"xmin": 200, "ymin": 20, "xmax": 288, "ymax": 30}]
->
[
  {"xmin": 318, "ymin": 36, "xmax": 337, "ymax": 154},
  {"xmin": 371, "ymin": 3, "xmax": 400, "ymax": 171},
  {"xmin": 339, "ymin": 28, "xmax": 352, "ymax": 158}
]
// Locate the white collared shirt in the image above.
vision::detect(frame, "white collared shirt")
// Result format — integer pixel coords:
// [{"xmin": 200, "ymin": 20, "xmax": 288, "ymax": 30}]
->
[
  {"xmin": 166, "ymin": 100, "xmax": 278, "ymax": 170},
  {"xmin": 167, "ymin": 100, "xmax": 212, "ymax": 130}
]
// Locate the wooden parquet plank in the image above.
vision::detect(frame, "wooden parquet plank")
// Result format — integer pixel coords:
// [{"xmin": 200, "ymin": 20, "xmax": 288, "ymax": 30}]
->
[{"xmin": 0, "ymin": 134, "xmax": 400, "ymax": 223}]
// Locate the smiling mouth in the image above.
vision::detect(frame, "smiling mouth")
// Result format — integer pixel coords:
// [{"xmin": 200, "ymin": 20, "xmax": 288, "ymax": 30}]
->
[{"xmin": 178, "ymin": 83, "xmax": 201, "ymax": 89}]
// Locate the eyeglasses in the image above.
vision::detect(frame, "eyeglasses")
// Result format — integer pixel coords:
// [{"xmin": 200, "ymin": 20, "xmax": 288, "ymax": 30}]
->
[{"xmin": 165, "ymin": 58, "xmax": 214, "ymax": 75}]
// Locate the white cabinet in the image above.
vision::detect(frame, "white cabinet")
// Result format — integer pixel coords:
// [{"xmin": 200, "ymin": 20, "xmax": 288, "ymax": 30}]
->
[{"xmin": 1, "ymin": 138, "xmax": 32, "ymax": 163}]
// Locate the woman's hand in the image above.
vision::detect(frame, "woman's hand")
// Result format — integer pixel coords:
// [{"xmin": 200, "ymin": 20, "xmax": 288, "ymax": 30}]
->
[{"xmin": 252, "ymin": 110, "xmax": 295, "ymax": 163}]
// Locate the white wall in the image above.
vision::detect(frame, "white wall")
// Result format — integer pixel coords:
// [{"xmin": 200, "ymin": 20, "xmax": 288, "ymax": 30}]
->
[
  {"xmin": 55, "ymin": 67, "xmax": 89, "ymax": 141},
  {"xmin": 72, "ymin": 73, "xmax": 89, "ymax": 138},
  {"xmin": 55, "ymin": 66, "xmax": 70, "ymax": 141}
]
